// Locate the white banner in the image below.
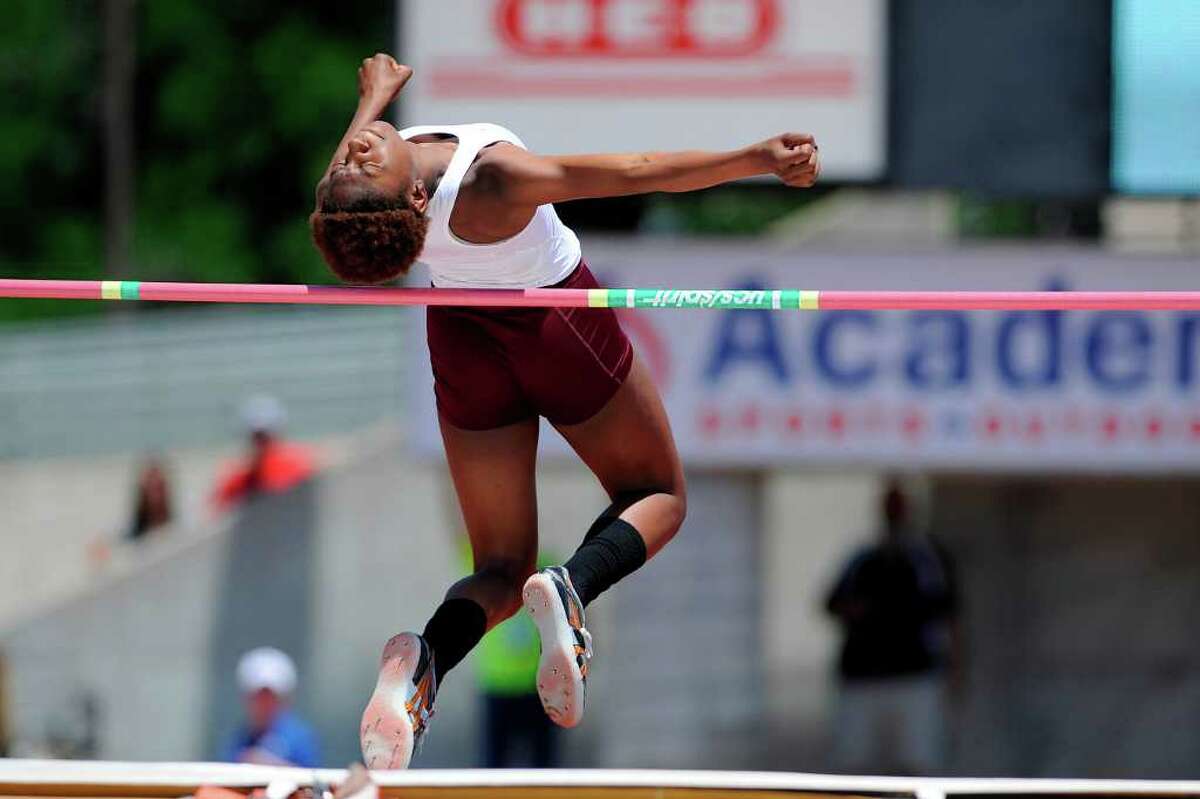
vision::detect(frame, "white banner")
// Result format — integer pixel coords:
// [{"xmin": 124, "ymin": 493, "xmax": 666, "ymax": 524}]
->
[
  {"xmin": 408, "ymin": 244, "xmax": 1200, "ymax": 472},
  {"xmin": 400, "ymin": 0, "xmax": 885, "ymax": 180}
]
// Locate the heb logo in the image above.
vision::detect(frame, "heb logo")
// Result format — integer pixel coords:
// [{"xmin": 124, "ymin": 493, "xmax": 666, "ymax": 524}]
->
[{"xmin": 495, "ymin": 0, "xmax": 779, "ymax": 58}]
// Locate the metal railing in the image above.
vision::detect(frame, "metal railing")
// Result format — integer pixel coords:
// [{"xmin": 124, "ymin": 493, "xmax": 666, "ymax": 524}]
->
[{"xmin": 2, "ymin": 760, "xmax": 1200, "ymax": 799}]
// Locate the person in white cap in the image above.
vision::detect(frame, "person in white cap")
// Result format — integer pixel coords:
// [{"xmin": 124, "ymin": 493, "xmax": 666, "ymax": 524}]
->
[
  {"xmin": 210, "ymin": 394, "xmax": 317, "ymax": 513},
  {"xmin": 221, "ymin": 647, "xmax": 321, "ymax": 767}
]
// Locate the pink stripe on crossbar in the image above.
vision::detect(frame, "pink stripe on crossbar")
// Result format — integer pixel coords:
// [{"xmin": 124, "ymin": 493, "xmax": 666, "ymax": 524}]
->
[{"xmin": 818, "ymin": 291, "xmax": 1200, "ymax": 311}]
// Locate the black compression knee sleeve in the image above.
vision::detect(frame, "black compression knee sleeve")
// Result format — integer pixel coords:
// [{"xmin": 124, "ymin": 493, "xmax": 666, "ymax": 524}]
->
[
  {"xmin": 422, "ymin": 597, "xmax": 487, "ymax": 687},
  {"xmin": 564, "ymin": 516, "xmax": 648, "ymax": 607}
]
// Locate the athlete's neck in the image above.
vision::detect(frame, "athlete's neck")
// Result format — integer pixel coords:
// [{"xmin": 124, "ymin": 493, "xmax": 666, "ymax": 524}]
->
[{"xmin": 412, "ymin": 141, "xmax": 456, "ymax": 197}]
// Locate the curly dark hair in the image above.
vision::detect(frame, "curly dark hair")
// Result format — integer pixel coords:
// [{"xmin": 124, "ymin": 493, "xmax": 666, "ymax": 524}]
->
[{"xmin": 309, "ymin": 188, "xmax": 430, "ymax": 285}]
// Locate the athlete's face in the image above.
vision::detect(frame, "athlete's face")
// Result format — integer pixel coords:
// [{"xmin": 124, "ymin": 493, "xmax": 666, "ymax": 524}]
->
[{"xmin": 317, "ymin": 120, "xmax": 424, "ymax": 210}]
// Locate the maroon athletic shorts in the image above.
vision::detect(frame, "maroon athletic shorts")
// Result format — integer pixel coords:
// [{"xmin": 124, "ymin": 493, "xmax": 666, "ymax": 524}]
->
[{"xmin": 427, "ymin": 261, "xmax": 634, "ymax": 431}]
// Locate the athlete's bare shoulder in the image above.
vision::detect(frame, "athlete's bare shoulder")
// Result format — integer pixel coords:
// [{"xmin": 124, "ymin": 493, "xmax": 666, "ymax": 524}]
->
[
  {"xmin": 468, "ymin": 143, "xmax": 554, "ymax": 199},
  {"xmin": 464, "ymin": 142, "xmax": 544, "ymax": 200},
  {"xmin": 453, "ymin": 143, "xmax": 545, "ymax": 240}
]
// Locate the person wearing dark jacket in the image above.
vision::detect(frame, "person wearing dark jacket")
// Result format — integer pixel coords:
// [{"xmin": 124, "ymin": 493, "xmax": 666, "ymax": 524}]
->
[{"xmin": 825, "ymin": 480, "xmax": 960, "ymax": 775}]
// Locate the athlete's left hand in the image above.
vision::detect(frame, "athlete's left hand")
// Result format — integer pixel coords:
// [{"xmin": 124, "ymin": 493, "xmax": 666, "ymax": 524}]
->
[{"xmin": 755, "ymin": 133, "xmax": 821, "ymax": 188}]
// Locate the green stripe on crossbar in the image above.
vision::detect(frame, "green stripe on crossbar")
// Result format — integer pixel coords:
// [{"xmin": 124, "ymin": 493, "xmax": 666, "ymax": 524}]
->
[{"xmin": 100, "ymin": 281, "xmax": 140, "ymax": 301}]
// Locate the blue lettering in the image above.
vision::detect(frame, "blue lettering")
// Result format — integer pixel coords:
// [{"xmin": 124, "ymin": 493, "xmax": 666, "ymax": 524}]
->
[
  {"xmin": 704, "ymin": 281, "xmax": 789, "ymax": 384},
  {"xmin": 905, "ymin": 312, "xmax": 970, "ymax": 389},
  {"xmin": 996, "ymin": 280, "xmax": 1066, "ymax": 390},
  {"xmin": 1086, "ymin": 313, "xmax": 1152, "ymax": 392},
  {"xmin": 813, "ymin": 312, "xmax": 879, "ymax": 387},
  {"xmin": 1178, "ymin": 314, "xmax": 1200, "ymax": 390}
]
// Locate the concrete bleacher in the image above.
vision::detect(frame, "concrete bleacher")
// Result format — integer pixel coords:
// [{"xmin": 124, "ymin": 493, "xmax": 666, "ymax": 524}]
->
[
  {"xmin": 0, "ymin": 305, "xmax": 411, "ymax": 459},
  {"xmin": 0, "ymin": 305, "xmax": 413, "ymax": 630},
  {"xmin": 0, "ymin": 438, "xmax": 471, "ymax": 766}
]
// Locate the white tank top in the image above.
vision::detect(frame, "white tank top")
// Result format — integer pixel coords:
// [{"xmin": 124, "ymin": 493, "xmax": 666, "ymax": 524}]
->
[{"xmin": 400, "ymin": 123, "xmax": 582, "ymax": 289}]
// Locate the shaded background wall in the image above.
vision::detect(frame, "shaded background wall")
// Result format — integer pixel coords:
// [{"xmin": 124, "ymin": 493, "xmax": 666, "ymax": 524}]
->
[{"xmin": 933, "ymin": 478, "xmax": 1200, "ymax": 777}]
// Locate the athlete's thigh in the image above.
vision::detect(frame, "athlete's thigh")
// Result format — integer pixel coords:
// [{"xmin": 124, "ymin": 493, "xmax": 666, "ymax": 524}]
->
[
  {"xmin": 439, "ymin": 413, "xmax": 540, "ymax": 568},
  {"xmin": 552, "ymin": 355, "xmax": 684, "ymax": 503}
]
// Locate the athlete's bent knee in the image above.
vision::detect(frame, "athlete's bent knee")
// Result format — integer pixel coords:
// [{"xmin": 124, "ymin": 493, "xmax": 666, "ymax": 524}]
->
[
  {"xmin": 616, "ymin": 482, "xmax": 687, "ymax": 547},
  {"xmin": 672, "ymin": 490, "xmax": 688, "ymax": 528},
  {"xmin": 662, "ymin": 490, "xmax": 687, "ymax": 541}
]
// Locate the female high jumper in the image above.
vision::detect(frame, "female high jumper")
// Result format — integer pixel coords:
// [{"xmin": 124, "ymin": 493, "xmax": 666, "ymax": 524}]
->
[{"xmin": 310, "ymin": 53, "xmax": 820, "ymax": 769}]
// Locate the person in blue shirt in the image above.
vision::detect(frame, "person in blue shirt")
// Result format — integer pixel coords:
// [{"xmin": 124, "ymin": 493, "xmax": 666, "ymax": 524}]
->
[{"xmin": 222, "ymin": 647, "xmax": 320, "ymax": 767}]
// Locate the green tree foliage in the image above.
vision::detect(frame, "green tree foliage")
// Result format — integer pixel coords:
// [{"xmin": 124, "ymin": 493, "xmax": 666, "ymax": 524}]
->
[
  {"xmin": 642, "ymin": 186, "xmax": 827, "ymax": 237},
  {"xmin": 1, "ymin": 1, "xmax": 388, "ymax": 321},
  {"xmin": 0, "ymin": 1, "xmax": 104, "ymax": 321}
]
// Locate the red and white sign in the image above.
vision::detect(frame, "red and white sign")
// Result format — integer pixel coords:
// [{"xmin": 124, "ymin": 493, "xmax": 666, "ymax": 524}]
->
[{"xmin": 400, "ymin": 0, "xmax": 885, "ymax": 179}]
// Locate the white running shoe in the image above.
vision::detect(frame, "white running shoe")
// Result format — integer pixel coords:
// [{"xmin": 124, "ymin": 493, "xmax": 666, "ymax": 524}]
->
[
  {"xmin": 523, "ymin": 566, "xmax": 593, "ymax": 728},
  {"xmin": 359, "ymin": 632, "xmax": 437, "ymax": 770}
]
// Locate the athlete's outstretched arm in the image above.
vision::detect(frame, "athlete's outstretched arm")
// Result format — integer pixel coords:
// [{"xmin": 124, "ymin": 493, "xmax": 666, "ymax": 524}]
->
[
  {"xmin": 322, "ymin": 53, "xmax": 413, "ymax": 175},
  {"xmin": 484, "ymin": 133, "xmax": 820, "ymax": 206}
]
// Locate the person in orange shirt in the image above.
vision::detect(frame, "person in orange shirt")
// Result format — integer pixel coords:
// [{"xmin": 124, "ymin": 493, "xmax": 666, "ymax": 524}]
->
[{"xmin": 211, "ymin": 395, "xmax": 317, "ymax": 512}]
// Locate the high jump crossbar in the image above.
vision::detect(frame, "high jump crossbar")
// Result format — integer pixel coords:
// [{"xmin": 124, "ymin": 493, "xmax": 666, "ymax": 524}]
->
[{"xmin": 2, "ymin": 278, "xmax": 1200, "ymax": 311}]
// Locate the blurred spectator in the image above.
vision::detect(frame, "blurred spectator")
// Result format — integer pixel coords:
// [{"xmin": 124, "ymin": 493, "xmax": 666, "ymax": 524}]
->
[
  {"xmin": 45, "ymin": 692, "xmax": 102, "ymax": 760},
  {"xmin": 222, "ymin": 647, "xmax": 320, "ymax": 767},
  {"xmin": 479, "ymin": 609, "xmax": 560, "ymax": 767},
  {"xmin": 128, "ymin": 455, "xmax": 173, "ymax": 541},
  {"xmin": 211, "ymin": 395, "xmax": 316, "ymax": 513},
  {"xmin": 824, "ymin": 479, "xmax": 960, "ymax": 775},
  {"xmin": 460, "ymin": 539, "xmax": 560, "ymax": 767}
]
